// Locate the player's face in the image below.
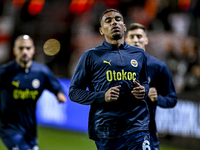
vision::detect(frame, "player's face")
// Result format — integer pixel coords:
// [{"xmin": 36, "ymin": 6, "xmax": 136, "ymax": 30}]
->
[
  {"xmin": 99, "ymin": 11, "xmax": 126, "ymax": 41},
  {"xmin": 14, "ymin": 39, "xmax": 35, "ymax": 65},
  {"xmin": 126, "ymin": 28, "xmax": 148, "ymax": 50}
]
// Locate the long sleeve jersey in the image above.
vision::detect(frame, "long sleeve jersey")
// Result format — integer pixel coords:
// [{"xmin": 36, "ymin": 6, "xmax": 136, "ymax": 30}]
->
[
  {"xmin": 146, "ymin": 54, "xmax": 177, "ymax": 148},
  {"xmin": 0, "ymin": 60, "xmax": 64, "ymax": 138},
  {"xmin": 69, "ymin": 40, "xmax": 150, "ymax": 140}
]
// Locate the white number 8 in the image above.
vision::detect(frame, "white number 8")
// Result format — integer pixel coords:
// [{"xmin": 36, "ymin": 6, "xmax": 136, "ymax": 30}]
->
[{"xmin": 142, "ymin": 140, "xmax": 151, "ymax": 150}]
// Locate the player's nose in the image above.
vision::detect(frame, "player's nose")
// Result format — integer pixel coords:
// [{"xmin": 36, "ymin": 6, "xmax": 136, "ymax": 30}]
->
[{"xmin": 133, "ymin": 36, "xmax": 139, "ymax": 42}]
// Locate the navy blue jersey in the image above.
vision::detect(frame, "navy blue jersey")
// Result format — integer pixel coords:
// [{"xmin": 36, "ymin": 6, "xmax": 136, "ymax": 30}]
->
[
  {"xmin": 69, "ymin": 40, "xmax": 150, "ymax": 140},
  {"xmin": 0, "ymin": 60, "xmax": 64, "ymax": 137},
  {"xmin": 146, "ymin": 54, "xmax": 177, "ymax": 149}
]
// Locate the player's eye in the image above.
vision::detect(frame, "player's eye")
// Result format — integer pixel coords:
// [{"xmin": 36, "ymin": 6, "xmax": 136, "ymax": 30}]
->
[
  {"xmin": 19, "ymin": 47, "xmax": 23, "ymax": 50},
  {"xmin": 26, "ymin": 47, "xmax": 31, "ymax": 50},
  {"xmin": 115, "ymin": 16, "xmax": 121, "ymax": 21},
  {"xmin": 130, "ymin": 35, "xmax": 134, "ymax": 39},
  {"xmin": 105, "ymin": 19, "xmax": 111, "ymax": 23},
  {"xmin": 18, "ymin": 47, "xmax": 31, "ymax": 50}
]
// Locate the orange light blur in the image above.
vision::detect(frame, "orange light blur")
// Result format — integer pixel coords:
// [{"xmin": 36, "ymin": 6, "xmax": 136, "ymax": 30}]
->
[
  {"xmin": 69, "ymin": 0, "xmax": 95, "ymax": 15},
  {"xmin": 12, "ymin": 0, "xmax": 26, "ymax": 8},
  {"xmin": 28, "ymin": 0, "xmax": 45, "ymax": 15},
  {"xmin": 144, "ymin": 0, "xmax": 159, "ymax": 20},
  {"xmin": 178, "ymin": 0, "xmax": 191, "ymax": 10}
]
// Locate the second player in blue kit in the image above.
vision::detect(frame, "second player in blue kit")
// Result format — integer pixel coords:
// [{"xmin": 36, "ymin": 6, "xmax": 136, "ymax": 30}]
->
[
  {"xmin": 126, "ymin": 23, "xmax": 177, "ymax": 150},
  {"xmin": 0, "ymin": 35, "xmax": 66, "ymax": 150}
]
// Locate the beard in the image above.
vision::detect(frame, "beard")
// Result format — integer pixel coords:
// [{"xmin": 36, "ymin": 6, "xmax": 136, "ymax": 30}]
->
[
  {"xmin": 112, "ymin": 33, "xmax": 122, "ymax": 40},
  {"xmin": 20, "ymin": 57, "xmax": 30, "ymax": 67},
  {"xmin": 20, "ymin": 58, "xmax": 29, "ymax": 63}
]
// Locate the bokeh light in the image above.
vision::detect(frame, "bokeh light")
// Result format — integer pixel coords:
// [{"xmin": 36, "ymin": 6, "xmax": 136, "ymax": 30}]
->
[{"xmin": 28, "ymin": 0, "xmax": 45, "ymax": 15}]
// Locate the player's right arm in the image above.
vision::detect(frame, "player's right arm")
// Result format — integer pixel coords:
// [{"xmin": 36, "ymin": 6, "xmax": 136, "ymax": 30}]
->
[
  {"xmin": 148, "ymin": 87, "xmax": 157, "ymax": 102},
  {"xmin": 69, "ymin": 52, "xmax": 105, "ymax": 105},
  {"xmin": 104, "ymin": 85, "xmax": 121, "ymax": 102},
  {"xmin": 0, "ymin": 66, "xmax": 5, "ymax": 90}
]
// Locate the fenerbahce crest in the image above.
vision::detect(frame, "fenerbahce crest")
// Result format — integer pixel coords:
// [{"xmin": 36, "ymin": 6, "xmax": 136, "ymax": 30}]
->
[
  {"xmin": 32, "ymin": 79, "xmax": 40, "ymax": 89},
  {"xmin": 130, "ymin": 59, "xmax": 138, "ymax": 67}
]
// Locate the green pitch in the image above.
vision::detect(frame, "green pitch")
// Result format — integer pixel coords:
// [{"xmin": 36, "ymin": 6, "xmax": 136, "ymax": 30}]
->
[{"xmin": 0, "ymin": 126, "xmax": 192, "ymax": 150}]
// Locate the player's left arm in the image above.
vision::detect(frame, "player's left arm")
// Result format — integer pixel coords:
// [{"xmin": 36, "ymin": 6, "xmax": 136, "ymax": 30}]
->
[
  {"xmin": 0, "ymin": 66, "xmax": 5, "ymax": 90},
  {"xmin": 56, "ymin": 92, "xmax": 66, "ymax": 103},
  {"xmin": 132, "ymin": 81, "xmax": 146, "ymax": 100},
  {"xmin": 138, "ymin": 52, "xmax": 149, "ymax": 99},
  {"xmin": 43, "ymin": 65, "xmax": 66, "ymax": 103},
  {"xmin": 156, "ymin": 64, "xmax": 177, "ymax": 108}
]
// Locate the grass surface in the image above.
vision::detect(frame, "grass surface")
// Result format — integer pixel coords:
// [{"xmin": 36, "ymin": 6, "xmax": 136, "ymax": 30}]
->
[{"xmin": 0, "ymin": 126, "xmax": 192, "ymax": 150}]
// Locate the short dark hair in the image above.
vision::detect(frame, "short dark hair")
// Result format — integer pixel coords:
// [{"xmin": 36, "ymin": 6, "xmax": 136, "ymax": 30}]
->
[
  {"xmin": 127, "ymin": 23, "xmax": 147, "ymax": 33},
  {"xmin": 99, "ymin": 9, "xmax": 122, "ymax": 26}
]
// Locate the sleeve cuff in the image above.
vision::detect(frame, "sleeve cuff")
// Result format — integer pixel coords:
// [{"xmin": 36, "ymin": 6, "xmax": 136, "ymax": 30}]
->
[{"xmin": 94, "ymin": 91, "xmax": 105, "ymax": 104}]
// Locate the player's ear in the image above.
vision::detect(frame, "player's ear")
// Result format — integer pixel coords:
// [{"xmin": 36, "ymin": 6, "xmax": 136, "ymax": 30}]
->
[
  {"xmin": 124, "ymin": 24, "xmax": 126, "ymax": 32},
  {"xmin": 13, "ymin": 48, "xmax": 16, "ymax": 56},
  {"xmin": 33, "ymin": 46, "xmax": 35, "ymax": 54},
  {"xmin": 145, "ymin": 37, "xmax": 149, "ymax": 45},
  {"xmin": 99, "ymin": 27, "xmax": 104, "ymax": 35}
]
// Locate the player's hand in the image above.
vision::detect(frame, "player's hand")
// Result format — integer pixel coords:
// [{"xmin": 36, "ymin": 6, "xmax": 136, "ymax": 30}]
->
[
  {"xmin": 148, "ymin": 87, "xmax": 157, "ymax": 102},
  {"xmin": 105, "ymin": 85, "xmax": 121, "ymax": 102},
  {"xmin": 131, "ymin": 81, "xmax": 146, "ymax": 100},
  {"xmin": 57, "ymin": 93, "xmax": 67, "ymax": 103}
]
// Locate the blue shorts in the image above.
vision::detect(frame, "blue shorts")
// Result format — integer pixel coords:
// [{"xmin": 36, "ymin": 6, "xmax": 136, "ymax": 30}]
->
[
  {"xmin": 95, "ymin": 132, "xmax": 151, "ymax": 150},
  {"xmin": 150, "ymin": 134, "xmax": 159, "ymax": 150},
  {"xmin": 1, "ymin": 133, "xmax": 38, "ymax": 150}
]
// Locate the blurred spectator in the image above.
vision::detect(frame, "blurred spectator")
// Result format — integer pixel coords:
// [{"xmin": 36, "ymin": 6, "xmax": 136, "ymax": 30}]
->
[
  {"xmin": 165, "ymin": 40, "xmax": 179, "ymax": 77},
  {"xmin": 179, "ymin": 38, "xmax": 200, "ymax": 91}
]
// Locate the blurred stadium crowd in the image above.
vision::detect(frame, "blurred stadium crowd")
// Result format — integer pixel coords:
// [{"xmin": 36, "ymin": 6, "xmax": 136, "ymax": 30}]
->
[
  {"xmin": 0, "ymin": 0, "xmax": 200, "ymax": 93},
  {"xmin": 0, "ymin": 0, "xmax": 200, "ymax": 149}
]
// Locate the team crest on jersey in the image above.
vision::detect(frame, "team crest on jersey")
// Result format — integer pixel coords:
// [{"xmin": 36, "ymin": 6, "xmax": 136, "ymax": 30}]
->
[
  {"xmin": 130, "ymin": 59, "xmax": 138, "ymax": 67},
  {"xmin": 32, "ymin": 79, "xmax": 40, "ymax": 89}
]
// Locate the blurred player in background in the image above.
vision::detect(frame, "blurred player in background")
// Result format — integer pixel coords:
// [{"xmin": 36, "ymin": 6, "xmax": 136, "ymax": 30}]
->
[
  {"xmin": 0, "ymin": 35, "xmax": 66, "ymax": 150},
  {"xmin": 69, "ymin": 9, "xmax": 151, "ymax": 150},
  {"xmin": 126, "ymin": 23, "xmax": 177, "ymax": 150}
]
